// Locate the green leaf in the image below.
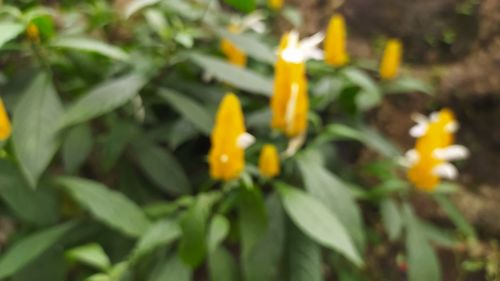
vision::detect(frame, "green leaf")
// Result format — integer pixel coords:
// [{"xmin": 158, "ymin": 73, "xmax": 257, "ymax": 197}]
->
[
  {"xmin": 420, "ymin": 221, "xmax": 458, "ymax": 248},
  {"xmin": 319, "ymin": 124, "xmax": 401, "ymax": 158},
  {"xmin": 276, "ymin": 183, "xmax": 363, "ymax": 267},
  {"xmin": 190, "ymin": 53, "xmax": 272, "ymax": 96},
  {"xmin": 0, "ymin": 22, "xmax": 24, "ymax": 48},
  {"xmin": 158, "ymin": 88, "xmax": 213, "ymax": 135},
  {"xmin": 57, "ymin": 176, "xmax": 151, "ymax": 238},
  {"xmin": 341, "ymin": 67, "xmax": 381, "ymax": 111},
  {"xmin": 178, "ymin": 193, "xmax": 219, "ymax": 268},
  {"xmin": 214, "ymin": 28, "xmax": 275, "ymax": 64},
  {"xmin": 208, "ymin": 215, "xmax": 230, "ymax": 254},
  {"xmin": 132, "ymin": 140, "xmax": 191, "ymax": 196},
  {"xmin": 130, "ymin": 219, "xmax": 181, "ymax": 261},
  {"xmin": 383, "ymin": 76, "xmax": 433, "ymax": 95},
  {"xmin": 124, "ymin": 0, "xmax": 161, "ymax": 18},
  {"xmin": 12, "ymin": 249, "xmax": 66, "ymax": 281},
  {"xmin": 404, "ymin": 206, "xmax": 441, "ymax": 281},
  {"xmin": 66, "ymin": 243, "xmax": 111, "ymax": 271},
  {"xmin": 0, "ymin": 222, "xmax": 75, "ymax": 279},
  {"xmin": 149, "ymin": 254, "xmax": 192, "ymax": 281},
  {"xmin": 51, "ymin": 37, "xmax": 130, "ymax": 61},
  {"xmin": 222, "ymin": 0, "xmax": 256, "ymax": 13},
  {"xmin": 282, "ymin": 7, "xmax": 303, "ymax": 28},
  {"xmin": 208, "ymin": 247, "xmax": 239, "ymax": 281},
  {"xmin": 239, "ymin": 188, "xmax": 267, "ymax": 258},
  {"xmin": 297, "ymin": 151, "xmax": 365, "ymax": 250},
  {"xmin": 286, "ymin": 223, "xmax": 322, "ymax": 281},
  {"xmin": 380, "ymin": 198, "xmax": 403, "ymax": 241},
  {"xmin": 62, "ymin": 123, "xmax": 93, "ymax": 173},
  {"xmin": 433, "ymin": 194, "xmax": 476, "ymax": 238},
  {"xmin": 13, "ymin": 73, "xmax": 63, "ymax": 187},
  {"xmin": 243, "ymin": 193, "xmax": 285, "ymax": 281},
  {"xmin": 0, "ymin": 160, "xmax": 58, "ymax": 225},
  {"xmin": 59, "ymin": 74, "xmax": 145, "ymax": 129}
]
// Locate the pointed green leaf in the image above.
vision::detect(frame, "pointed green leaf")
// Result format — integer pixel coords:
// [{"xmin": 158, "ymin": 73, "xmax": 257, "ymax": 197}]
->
[
  {"xmin": 0, "ymin": 222, "xmax": 75, "ymax": 279},
  {"xmin": 191, "ymin": 53, "xmax": 272, "ymax": 96},
  {"xmin": 208, "ymin": 215, "xmax": 230, "ymax": 254},
  {"xmin": 0, "ymin": 22, "xmax": 24, "ymax": 48},
  {"xmin": 131, "ymin": 219, "xmax": 181, "ymax": 261},
  {"xmin": 222, "ymin": 0, "xmax": 256, "ymax": 12},
  {"xmin": 0, "ymin": 160, "xmax": 59, "ymax": 225},
  {"xmin": 286, "ymin": 223, "xmax": 322, "ymax": 281},
  {"xmin": 132, "ymin": 140, "xmax": 191, "ymax": 196},
  {"xmin": 243, "ymin": 193, "xmax": 285, "ymax": 281},
  {"xmin": 59, "ymin": 74, "xmax": 145, "ymax": 129},
  {"xmin": 298, "ymin": 151, "xmax": 365, "ymax": 250},
  {"xmin": 13, "ymin": 73, "xmax": 63, "ymax": 187},
  {"xmin": 239, "ymin": 188, "xmax": 267, "ymax": 258},
  {"xmin": 404, "ymin": 206, "xmax": 442, "ymax": 281},
  {"xmin": 66, "ymin": 243, "xmax": 111, "ymax": 271},
  {"xmin": 51, "ymin": 37, "xmax": 130, "ymax": 61},
  {"xmin": 381, "ymin": 198, "xmax": 403, "ymax": 241},
  {"xmin": 57, "ymin": 176, "xmax": 151, "ymax": 238},
  {"xmin": 62, "ymin": 123, "xmax": 93, "ymax": 173},
  {"xmin": 158, "ymin": 88, "xmax": 213, "ymax": 135},
  {"xmin": 277, "ymin": 183, "xmax": 363, "ymax": 267}
]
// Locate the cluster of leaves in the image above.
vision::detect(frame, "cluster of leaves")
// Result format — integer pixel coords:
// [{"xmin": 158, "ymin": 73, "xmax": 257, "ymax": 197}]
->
[{"xmin": 0, "ymin": 0, "xmax": 476, "ymax": 280}]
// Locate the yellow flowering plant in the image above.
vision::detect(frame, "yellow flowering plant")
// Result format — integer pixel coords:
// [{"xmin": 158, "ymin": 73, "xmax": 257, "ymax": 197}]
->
[{"xmin": 0, "ymin": 1, "xmax": 479, "ymax": 280}]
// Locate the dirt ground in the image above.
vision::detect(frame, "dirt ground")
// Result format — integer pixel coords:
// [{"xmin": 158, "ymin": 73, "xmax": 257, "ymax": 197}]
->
[{"xmin": 288, "ymin": 0, "xmax": 500, "ymax": 279}]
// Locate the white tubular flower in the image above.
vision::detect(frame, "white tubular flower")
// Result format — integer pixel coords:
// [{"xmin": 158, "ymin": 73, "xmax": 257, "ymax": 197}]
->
[{"xmin": 280, "ymin": 30, "xmax": 325, "ymax": 63}]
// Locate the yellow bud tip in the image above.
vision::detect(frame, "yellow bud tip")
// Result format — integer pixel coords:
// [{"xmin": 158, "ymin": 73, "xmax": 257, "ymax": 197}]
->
[
  {"xmin": 379, "ymin": 39, "xmax": 403, "ymax": 80},
  {"xmin": 220, "ymin": 24, "xmax": 247, "ymax": 67},
  {"xmin": 209, "ymin": 93, "xmax": 247, "ymax": 181},
  {"xmin": 26, "ymin": 23, "xmax": 40, "ymax": 43},
  {"xmin": 268, "ymin": 0, "xmax": 284, "ymax": 10},
  {"xmin": 324, "ymin": 14, "xmax": 349, "ymax": 67},
  {"xmin": 259, "ymin": 144, "xmax": 280, "ymax": 178},
  {"xmin": 0, "ymin": 98, "xmax": 12, "ymax": 141}
]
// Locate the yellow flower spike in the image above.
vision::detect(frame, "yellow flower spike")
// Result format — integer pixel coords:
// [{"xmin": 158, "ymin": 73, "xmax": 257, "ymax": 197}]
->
[
  {"xmin": 259, "ymin": 144, "xmax": 280, "ymax": 178},
  {"xmin": 379, "ymin": 39, "xmax": 402, "ymax": 80},
  {"xmin": 0, "ymin": 98, "xmax": 11, "ymax": 141},
  {"xmin": 268, "ymin": 0, "xmax": 284, "ymax": 10},
  {"xmin": 26, "ymin": 23, "xmax": 40, "ymax": 43},
  {"xmin": 406, "ymin": 109, "xmax": 468, "ymax": 192},
  {"xmin": 220, "ymin": 24, "xmax": 247, "ymax": 67},
  {"xmin": 270, "ymin": 32, "xmax": 309, "ymax": 138},
  {"xmin": 209, "ymin": 93, "xmax": 250, "ymax": 181},
  {"xmin": 324, "ymin": 14, "xmax": 349, "ymax": 67}
]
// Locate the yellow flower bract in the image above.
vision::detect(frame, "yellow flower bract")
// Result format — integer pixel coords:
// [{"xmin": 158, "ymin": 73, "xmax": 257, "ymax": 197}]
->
[
  {"xmin": 270, "ymin": 33, "xmax": 309, "ymax": 137},
  {"xmin": 259, "ymin": 144, "xmax": 280, "ymax": 177},
  {"xmin": 407, "ymin": 109, "xmax": 455, "ymax": 191},
  {"xmin": 324, "ymin": 14, "xmax": 349, "ymax": 67},
  {"xmin": 0, "ymin": 98, "xmax": 11, "ymax": 141},
  {"xmin": 268, "ymin": 0, "xmax": 283, "ymax": 10},
  {"xmin": 220, "ymin": 25, "xmax": 247, "ymax": 67},
  {"xmin": 26, "ymin": 23, "xmax": 40, "ymax": 43},
  {"xmin": 209, "ymin": 93, "xmax": 246, "ymax": 181},
  {"xmin": 379, "ymin": 39, "xmax": 402, "ymax": 80}
]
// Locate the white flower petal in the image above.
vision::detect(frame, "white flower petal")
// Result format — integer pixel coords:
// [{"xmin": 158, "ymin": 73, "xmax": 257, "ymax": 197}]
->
[
  {"xmin": 240, "ymin": 11, "xmax": 265, "ymax": 31},
  {"xmin": 236, "ymin": 132, "xmax": 255, "ymax": 149},
  {"xmin": 220, "ymin": 154, "xmax": 229, "ymax": 163},
  {"xmin": 304, "ymin": 47, "xmax": 324, "ymax": 60},
  {"xmin": 432, "ymin": 162, "xmax": 458, "ymax": 179},
  {"xmin": 429, "ymin": 111, "xmax": 439, "ymax": 122},
  {"xmin": 281, "ymin": 47, "xmax": 304, "ymax": 63},
  {"xmin": 405, "ymin": 149, "xmax": 420, "ymax": 165},
  {"xmin": 285, "ymin": 83, "xmax": 299, "ymax": 131},
  {"xmin": 445, "ymin": 121, "xmax": 459, "ymax": 133},
  {"xmin": 299, "ymin": 32, "xmax": 324, "ymax": 52},
  {"xmin": 409, "ymin": 123, "xmax": 427, "ymax": 138},
  {"xmin": 285, "ymin": 133, "xmax": 306, "ymax": 157},
  {"xmin": 433, "ymin": 145, "xmax": 469, "ymax": 161}
]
